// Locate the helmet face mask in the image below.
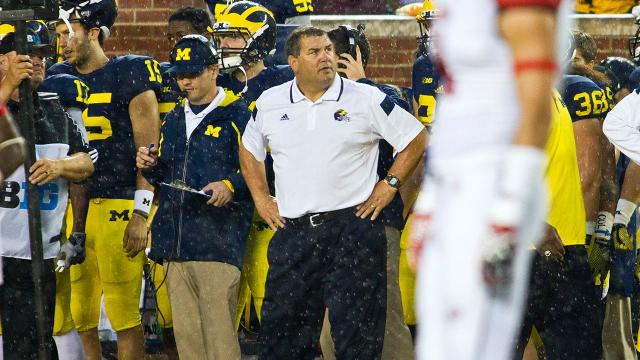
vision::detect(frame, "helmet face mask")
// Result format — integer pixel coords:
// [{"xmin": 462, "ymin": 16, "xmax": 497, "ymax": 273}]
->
[
  {"xmin": 629, "ymin": 18, "xmax": 640, "ymax": 63},
  {"xmin": 210, "ymin": 1, "xmax": 276, "ymax": 70},
  {"xmin": 416, "ymin": 10, "xmax": 438, "ymax": 58}
]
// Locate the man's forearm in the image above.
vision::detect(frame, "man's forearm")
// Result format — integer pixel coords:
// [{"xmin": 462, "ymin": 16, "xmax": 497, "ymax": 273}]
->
[
  {"xmin": 600, "ymin": 129, "xmax": 618, "ymax": 213},
  {"xmin": 69, "ymin": 182, "xmax": 89, "ymax": 232},
  {"xmin": 59, "ymin": 153, "xmax": 94, "ymax": 182},
  {"xmin": 130, "ymin": 90, "xmax": 160, "ymax": 191},
  {"xmin": 621, "ymin": 162, "xmax": 640, "ymax": 203},
  {"xmin": 387, "ymin": 129, "xmax": 427, "ymax": 184},
  {"xmin": 575, "ymin": 120, "xmax": 603, "ymax": 222},
  {"xmin": 239, "ymin": 144, "xmax": 271, "ymax": 200},
  {"xmin": 499, "ymin": 7, "xmax": 557, "ymax": 149}
]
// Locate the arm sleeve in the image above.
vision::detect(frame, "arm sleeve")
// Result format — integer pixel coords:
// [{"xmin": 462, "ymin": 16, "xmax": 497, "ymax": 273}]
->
[
  {"xmin": 225, "ymin": 108, "xmax": 251, "ymax": 200},
  {"xmin": 357, "ymin": 79, "xmax": 411, "ymax": 112},
  {"xmin": 368, "ymin": 88, "xmax": 424, "ymax": 152},
  {"xmin": 65, "ymin": 110, "xmax": 97, "ymax": 163},
  {"xmin": 603, "ymin": 94, "xmax": 640, "ymax": 165},
  {"xmin": 122, "ymin": 57, "xmax": 163, "ymax": 100},
  {"xmin": 241, "ymin": 106, "xmax": 268, "ymax": 161}
]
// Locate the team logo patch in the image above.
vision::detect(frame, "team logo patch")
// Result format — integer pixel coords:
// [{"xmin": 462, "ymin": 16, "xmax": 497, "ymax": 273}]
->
[
  {"xmin": 205, "ymin": 125, "xmax": 222, "ymax": 138},
  {"xmin": 176, "ymin": 48, "xmax": 192, "ymax": 61},
  {"xmin": 435, "ymin": 85, "xmax": 445, "ymax": 94},
  {"xmin": 333, "ymin": 109, "xmax": 350, "ymax": 122},
  {"xmin": 280, "ymin": 114, "xmax": 290, "ymax": 121}
]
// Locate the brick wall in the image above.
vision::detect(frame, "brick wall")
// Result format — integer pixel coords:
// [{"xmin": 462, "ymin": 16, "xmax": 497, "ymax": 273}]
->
[{"xmin": 104, "ymin": 10, "xmax": 639, "ymax": 87}]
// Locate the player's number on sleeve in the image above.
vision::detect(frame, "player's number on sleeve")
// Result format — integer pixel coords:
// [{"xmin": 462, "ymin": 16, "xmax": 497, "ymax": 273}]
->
[
  {"xmin": 417, "ymin": 95, "xmax": 436, "ymax": 127},
  {"xmin": 74, "ymin": 79, "xmax": 89, "ymax": 104},
  {"xmin": 574, "ymin": 90, "xmax": 607, "ymax": 117},
  {"xmin": 293, "ymin": 0, "xmax": 313, "ymax": 13},
  {"xmin": 83, "ymin": 93, "xmax": 113, "ymax": 141},
  {"xmin": 145, "ymin": 59, "xmax": 163, "ymax": 83}
]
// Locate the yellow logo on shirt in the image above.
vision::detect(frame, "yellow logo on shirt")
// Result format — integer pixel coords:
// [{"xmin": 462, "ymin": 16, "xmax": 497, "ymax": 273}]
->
[
  {"xmin": 205, "ymin": 125, "xmax": 222, "ymax": 138},
  {"xmin": 176, "ymin": 48, "xmax": 192, "ymax": 61}
]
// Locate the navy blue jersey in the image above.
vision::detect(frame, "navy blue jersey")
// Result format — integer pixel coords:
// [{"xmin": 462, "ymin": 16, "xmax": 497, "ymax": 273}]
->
[
  {"xmin": 411, "ymin": 54, "xmax": 441, "ymax": 127},
  {"xmin": 158, "ymin": 62, "xmax": 184, "ymax": 120},
  {"xmin": 38, "ymin": 74, "xmax": 89, "ymax": 111},
  {"xmin": 561, "ymin": 75, "xmax": 608, "ymax": 122},
  {"xmin": 595, "ymin": 80, "xmax": 615, "ymax": 113},
  {"xmin": 218, "ymin": 65, "xmax": 294, "ymax": 110},
  {"xmin": 47, "ymin": 55, "xmax": 163, "ymax": 199},
  {"xmin": 207, "ymin": 0, "xmax": 313, "ymax": 23}
]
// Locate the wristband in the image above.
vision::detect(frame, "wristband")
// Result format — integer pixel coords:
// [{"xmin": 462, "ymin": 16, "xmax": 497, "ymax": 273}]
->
[
  {"xmin": 134, "ymin": 189, "xmax": 154, "ymax": 217},
  {"xmin": 614, "ymin": 199, "xmax": 636, "ymax": 225},
  {"xmin": 594, "ymin": 211, "xmax": 613, "ymax": 240},
  {"xmin": 491, "ymin": 146, "xmax": 546, "ymax": 227},
  {"xmin": 586, "ymin": 221, "xmax": 595, "ymax": 236}
]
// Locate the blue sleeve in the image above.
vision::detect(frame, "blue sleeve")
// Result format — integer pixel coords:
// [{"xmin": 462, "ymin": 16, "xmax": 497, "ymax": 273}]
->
[
  {"xmin": 562, "ymin": 78, "xmax": 608, "ymax": 122},
  {"xmin": 226, "ymin": 105, "xmax": 251, "ymax": 201},
  {"xmin": 39, "ymin": 74, "xmax": 88, "ymax": 110},
  {"xmin": 357, "ymin": 78, "xmax": 411, "ymax": 112},
  {"xmin": 119, "ymin": 56, "xmax": 163, "ymax": 101}
]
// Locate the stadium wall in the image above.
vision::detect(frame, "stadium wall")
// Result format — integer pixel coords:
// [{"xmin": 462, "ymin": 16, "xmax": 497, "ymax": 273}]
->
[{"xmin": 105, "ymin": 7, "xmax": 638, "ymax": 87}]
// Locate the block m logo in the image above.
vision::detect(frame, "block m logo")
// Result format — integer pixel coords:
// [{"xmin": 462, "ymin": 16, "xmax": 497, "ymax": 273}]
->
[
  {"xmin": 176, "ymin": 48, "xmax": 191, "ymax": 61},
  {"xmin": 109, "ymin": 209, "xmax": 130, "ymax": 222}
]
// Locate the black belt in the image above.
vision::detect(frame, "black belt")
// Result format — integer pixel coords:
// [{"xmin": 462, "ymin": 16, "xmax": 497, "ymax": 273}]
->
[{"xmin": 286, "ymin": 206, "xmax": 357, "ymax": 228}]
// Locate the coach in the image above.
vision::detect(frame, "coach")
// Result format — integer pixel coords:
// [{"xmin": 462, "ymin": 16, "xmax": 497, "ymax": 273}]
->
[{"xmin": 240, "ymin": 26, "xmax": 426, "ymax": 360}]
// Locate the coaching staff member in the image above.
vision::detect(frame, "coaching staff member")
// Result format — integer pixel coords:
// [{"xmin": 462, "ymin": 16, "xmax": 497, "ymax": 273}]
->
[{"xmin": 240, "ymin": 26, "xmax": 427, "ymax": 360}]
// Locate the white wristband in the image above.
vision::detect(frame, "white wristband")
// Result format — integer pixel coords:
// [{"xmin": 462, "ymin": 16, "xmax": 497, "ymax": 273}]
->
[
  {"xmin": 614, "ymin": 199, "xmax": 636, "ymax": 225},
  {"xmin": 134, "ymin": 190, "xmax": 154, "ymax": 216},
  {"xmin": 594, "ymin": 211, "xmax": 613, "ymax": 240}
]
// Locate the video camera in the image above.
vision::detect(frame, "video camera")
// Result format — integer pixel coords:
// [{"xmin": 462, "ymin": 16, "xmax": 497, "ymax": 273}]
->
[{"xmin": 0, "ymin": 0, "xmax": 59, "ymax": 21}]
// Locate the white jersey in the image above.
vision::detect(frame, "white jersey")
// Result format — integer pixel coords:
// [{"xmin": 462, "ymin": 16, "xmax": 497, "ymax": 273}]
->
[
  {"xmin": 0, "ymin": 144, "xmax": 69, "ymax": 259},
  {"xmin": 429, "ymin": 0, "xmax": 569, "ymax": 159}
]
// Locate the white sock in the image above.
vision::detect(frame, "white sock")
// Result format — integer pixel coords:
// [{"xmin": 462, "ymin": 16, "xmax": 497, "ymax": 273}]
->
[
  {"xmin": 0, "ymin": 335, "xmax": 4, "ymax": 360},
  {"xmin": 53, "ymin": 330, "xmax": 85, "ymax": 360}
]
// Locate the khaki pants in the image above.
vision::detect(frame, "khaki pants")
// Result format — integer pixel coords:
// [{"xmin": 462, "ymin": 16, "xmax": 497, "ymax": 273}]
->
[
  {"xmin": 320, "ymin": 226, "xmax": 414, "ymax": 360},
  {"xmin": 602, "ymin": 294, "xmax": 637, "ymax": 360},
  {"xmin": 166, "ymin": 261, "xmax": 241, "ymax": 360}
]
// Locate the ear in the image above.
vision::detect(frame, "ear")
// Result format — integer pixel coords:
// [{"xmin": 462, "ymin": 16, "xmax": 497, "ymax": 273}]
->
[
  {"xmin": 288, "ymin": 55, "xmax": 298, "ymax": 72},
  {"xmin": 88, "ymin": 27, "xmax": 100, "ymax": 41}
]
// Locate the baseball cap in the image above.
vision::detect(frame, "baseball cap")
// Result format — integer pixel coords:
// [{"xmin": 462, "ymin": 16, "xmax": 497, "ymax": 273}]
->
[
  {"xmin": 166, "ymin": 35, "xmax": 219, "ymax": 75},
  {"xmin": 0, "ymin": 28, "xmax": 55, "ymax": 57}
]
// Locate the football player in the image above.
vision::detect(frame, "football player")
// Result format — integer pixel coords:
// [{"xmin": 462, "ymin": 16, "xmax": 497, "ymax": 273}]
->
[
  {"xmin": 206, "ymin": 0, "xmax": 314, "ymax": 25},
  {"xmin": 402, "ymin": 0, "xmax": 441, "ymax": 340},
  {"xmin": 47, "ymin": 0, "xmax": 162, "ymax": 358},
  {"xmin": 514, "ymin": 86, "xmax": 602, "ymax": 360},
  {"xmin": 410, "ymin": 0, "xmax": 567, "ymax": 358},
  {"xmin": 210, "ymin": 0, "xmax": 294, "ymax": 332}
]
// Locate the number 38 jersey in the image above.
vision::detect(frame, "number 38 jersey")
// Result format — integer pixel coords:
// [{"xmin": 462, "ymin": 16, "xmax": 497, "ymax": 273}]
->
[
  {"xmin": 561, "ymin": 75, "xmax": 608, "ymax": 122},
  {"xmin": 47, "ymin": 55, "xmax": 163, "ymax": 199}
]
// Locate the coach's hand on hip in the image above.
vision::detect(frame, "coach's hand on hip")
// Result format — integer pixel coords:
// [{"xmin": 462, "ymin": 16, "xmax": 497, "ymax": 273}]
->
[
  {"xmin": 255, "ymin": 194, "xmax": 286, "ymax": 231},
  {"xmin": 356, "ymin": 180, "xmax": 397, "ymax": 221},
  {"xmin": 203, "ymin": 181, "xmax": 233, "ymax": 207}
]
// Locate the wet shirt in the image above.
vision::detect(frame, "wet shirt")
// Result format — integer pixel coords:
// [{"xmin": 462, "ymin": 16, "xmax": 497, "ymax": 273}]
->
[
  {"xmin": 47, "ymin": 55, "xmax": 163, "ymax": 199},
  {"xmin": 411, "ymin": 54, "xmax": 441, "ymax": 128},
  {"xmin": 561, "ymin": 75, "xmax": 608, "ymax": 122}
]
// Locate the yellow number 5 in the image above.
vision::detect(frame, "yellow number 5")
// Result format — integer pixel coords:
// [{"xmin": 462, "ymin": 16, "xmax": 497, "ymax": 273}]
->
[
  {"xmin": 417, "ymin": 94, "xmax": 436, "ymax": 127},
  {"xmin": 293, "ymin": 0, "xmax": 313, "ymax": 13}
]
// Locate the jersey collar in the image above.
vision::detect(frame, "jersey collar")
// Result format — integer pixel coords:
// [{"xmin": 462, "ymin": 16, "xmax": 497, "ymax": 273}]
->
[{"xmin": 289, "ymin": 75, "xmax": 344, "ymax": 104}]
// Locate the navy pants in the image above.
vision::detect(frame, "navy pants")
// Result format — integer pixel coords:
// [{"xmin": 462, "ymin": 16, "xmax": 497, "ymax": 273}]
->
[
  {"xmin": 513, "ymin": 246, "xmax": 603, "ymax": 359},
  {"xmin": 259, "ymin": 215, "xmax": 387, "ymax": 360},
  {"xmin": 0, "ymin": 257, "xmax": 56, "ymax": 360}
]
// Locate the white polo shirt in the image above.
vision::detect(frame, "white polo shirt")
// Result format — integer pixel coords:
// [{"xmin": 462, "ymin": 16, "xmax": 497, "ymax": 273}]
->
[
  {"xmin": 242, "ymin": 75, "xmax": 424, "ymax": 218},
  {"xmin": 604, "ymin": 89, "xmax": 640, "ymax": 164}
]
